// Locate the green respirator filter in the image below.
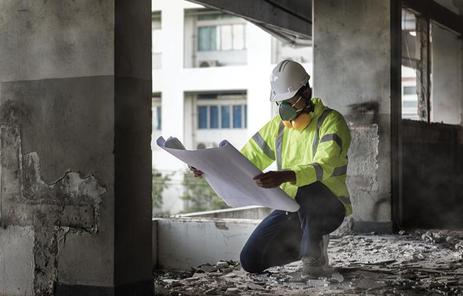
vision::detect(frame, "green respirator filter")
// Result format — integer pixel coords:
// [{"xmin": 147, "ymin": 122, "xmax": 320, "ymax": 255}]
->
[{"xmin": 278, "ymin": 101, "xmax": 298, "ymax": 121}]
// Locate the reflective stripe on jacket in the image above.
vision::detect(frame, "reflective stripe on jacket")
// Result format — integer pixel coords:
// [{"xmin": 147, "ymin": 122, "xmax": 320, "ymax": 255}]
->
[{"xmin": 240, "ymin": 98, "xmax": 352, "ymax": 215}]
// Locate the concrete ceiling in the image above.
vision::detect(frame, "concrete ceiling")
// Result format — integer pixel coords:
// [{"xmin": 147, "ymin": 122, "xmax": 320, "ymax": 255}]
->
[{"xmin": 188, "ymin": 0, "xmax": 312, "ymax": 45}]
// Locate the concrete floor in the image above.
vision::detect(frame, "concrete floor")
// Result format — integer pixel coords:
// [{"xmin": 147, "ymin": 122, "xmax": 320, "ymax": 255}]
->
[{"xmin": 154, "ymin": 230, "xmax": 463, "ymax": 295}]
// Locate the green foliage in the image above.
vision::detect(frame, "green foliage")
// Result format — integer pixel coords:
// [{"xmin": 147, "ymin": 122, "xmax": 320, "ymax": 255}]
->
[
  {"xmin": 152, "ymin": 168, "xmax": 171, "ymax": 209},
  {"xmin": 180, "ymin": 170, "xmax": 228, "ymax": 212}
]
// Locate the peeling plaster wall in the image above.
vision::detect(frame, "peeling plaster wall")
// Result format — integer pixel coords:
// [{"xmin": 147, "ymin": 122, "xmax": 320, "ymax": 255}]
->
[
  {"xmin": 348, "ymin": 125, "xmax": 390, "ymax": 223},
  {"xmin": 0, "ymin": 77, "xmax": 115, "ymax": 292},
  {"xmin": 0, "ymin": 0, "xmax": 152, "ymax": 294},
  {"xmin": 0, "ymin": 1, "xmax": 116, "ymax": 295},
  {"xmin": 313, "ymin": 0, "xmax": 393, "ymax": 232},
  {"xmin": 0, "ymin": 108, "xmax": 109, "ymax": 295}
]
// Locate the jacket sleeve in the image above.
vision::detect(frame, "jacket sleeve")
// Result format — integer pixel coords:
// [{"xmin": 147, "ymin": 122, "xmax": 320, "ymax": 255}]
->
[
  {"xmin": 291, "ymin": 112, "xmax": 351, "ymax": 187},
  {"xmin": 240, "ymin": 119, "xmax": 277, "ymax": 171}
]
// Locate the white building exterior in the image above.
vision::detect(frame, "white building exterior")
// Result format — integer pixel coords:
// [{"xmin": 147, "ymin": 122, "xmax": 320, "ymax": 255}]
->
[{"xmin": 151, "ymin": 0, "xmax": 312, "ymax": 214}]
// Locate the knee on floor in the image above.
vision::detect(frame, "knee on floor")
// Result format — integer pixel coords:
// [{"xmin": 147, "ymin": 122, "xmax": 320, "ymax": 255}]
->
[{"xmin": 240, "ymin": 248, "xmax": 265, "ymax": 273}]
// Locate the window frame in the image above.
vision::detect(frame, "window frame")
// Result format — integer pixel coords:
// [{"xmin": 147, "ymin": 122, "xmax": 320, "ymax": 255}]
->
[
  {"xmin": 196, "ymin": 101, "xmax": 247, "ymax": 130},
  {"xmin": 196, "ymin": 23, "xmax": 246, "ymax": 52}
]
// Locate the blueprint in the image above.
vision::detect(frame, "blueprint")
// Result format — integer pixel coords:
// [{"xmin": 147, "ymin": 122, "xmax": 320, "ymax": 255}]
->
[{"xmin": 156, "ymin": 136, "xmax": 300, "ymax": 212}]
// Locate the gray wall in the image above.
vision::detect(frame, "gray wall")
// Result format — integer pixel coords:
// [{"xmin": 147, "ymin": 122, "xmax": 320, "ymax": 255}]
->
[
  {"xmin": 313, "ymin": 0, "xmax": 393, "ymax": 232},
  {"xmin": 114, "ymin": 0, "xmax": 152, "ymax": 290},
  {"xmin": 431, "ymin": 23, "xmax": 463, "ymax": 125},
  {"xmin": 0, "ymin": 1, "xmax": 151, "ymax": 295},
  {"xmin": 401, "ymin": 120, "xmax": 463, "ymax": 228}
]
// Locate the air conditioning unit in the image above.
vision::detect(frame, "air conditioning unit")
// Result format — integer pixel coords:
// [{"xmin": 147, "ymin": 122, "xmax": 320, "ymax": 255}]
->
[
  {"xmin": 196, "ymin": 142, "xmax": 218, "ymax": 149},
  {"xmin": 196, "ymin": 142, "xmax": 207, "ymax": 149},
  {"xmin": 198, "ymin": 60, "xmax": 219, "ymax": 68}
]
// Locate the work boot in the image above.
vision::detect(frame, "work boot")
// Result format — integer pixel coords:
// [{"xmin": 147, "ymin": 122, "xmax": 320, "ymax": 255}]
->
[
  {"xmin": 301, "ymin": 256, "xmax": 326, "ymax": 278},
  {"xmin": 302, "ymin": 235, "xmax": 332, "ymax": 278}
]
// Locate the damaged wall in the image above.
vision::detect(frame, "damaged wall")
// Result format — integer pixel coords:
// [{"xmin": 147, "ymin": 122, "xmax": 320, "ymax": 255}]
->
[
  {"xmin": 401, "ymin": 120, "xmax": 463, "ymax": 228},
  {"xmin": 0, "ymin": 0, "xmax": 152, "ymax": 295},
  {"xmin": 0, "ymin": 95, "xmax": 109, "ymax": 295},
  {"xmin": 313, "ymin": 0, "xmax": 393, "ymax": 232}
]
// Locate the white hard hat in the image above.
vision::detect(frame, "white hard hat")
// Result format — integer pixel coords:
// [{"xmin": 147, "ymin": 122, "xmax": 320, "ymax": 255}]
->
[{"xmin": 270, "ymin": 60, "xmax": 310, "ymax": 102}]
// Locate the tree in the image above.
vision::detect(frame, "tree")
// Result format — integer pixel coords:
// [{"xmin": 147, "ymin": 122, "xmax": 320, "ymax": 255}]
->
[
  {"xmin": 152, "ymin": 168, "xmax": 171, "ymax": 210},
  {"xmin": 180, "ymin": 170, "xmax": 228, "ymax": 212}
]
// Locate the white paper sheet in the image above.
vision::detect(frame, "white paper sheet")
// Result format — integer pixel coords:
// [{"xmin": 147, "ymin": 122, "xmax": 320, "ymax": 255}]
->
[{"xmin": 156, "ymin": 136, "xmax": 300, "ymax": 212}]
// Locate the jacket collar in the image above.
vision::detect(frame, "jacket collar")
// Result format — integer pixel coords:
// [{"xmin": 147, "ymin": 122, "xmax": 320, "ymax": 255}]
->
[{"xmin": 310, "ymin": 97, "xmax": 326, "ymax": 120}]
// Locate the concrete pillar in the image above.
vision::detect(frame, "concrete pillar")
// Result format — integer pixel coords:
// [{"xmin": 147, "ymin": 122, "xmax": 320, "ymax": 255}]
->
[
  {"xmin": 0, "ymin": 1, "xmax": 152, "ymax": 295},
  {"xmin": 313, "ymin": 0, "xmax": 393, "ymax": 232}
]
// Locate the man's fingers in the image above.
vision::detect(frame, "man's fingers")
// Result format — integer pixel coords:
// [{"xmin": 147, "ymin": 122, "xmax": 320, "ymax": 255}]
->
[
  {"xmin": 253, "ymin": 173, "xmax": 266, "ymax": 180},
  {"xmin": 255, "ymin": 178, "xmax": 277, "ymax": 188},
  {"xmin": 256, "ymin": 182, "xmax": 276, "ymax": 188},
  {"xmin": 189, "ymin": 165, "xmax": 204, "ymax": 177}
]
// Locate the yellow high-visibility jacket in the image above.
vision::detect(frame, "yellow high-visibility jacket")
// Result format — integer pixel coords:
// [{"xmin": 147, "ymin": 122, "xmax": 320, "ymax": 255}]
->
[{"xmin": 240, "ymin": 98, "xmax": 352, "ymax": 215}]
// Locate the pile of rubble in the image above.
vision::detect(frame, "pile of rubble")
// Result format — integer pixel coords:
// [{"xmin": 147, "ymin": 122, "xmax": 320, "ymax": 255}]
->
[{"xmin": 154, "ymin": 230, "xmax": 463, "ymax": 295}]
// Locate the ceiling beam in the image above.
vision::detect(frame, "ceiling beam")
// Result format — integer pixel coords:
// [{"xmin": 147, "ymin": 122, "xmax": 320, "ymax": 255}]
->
[{"xmin": 188, "ymin": 0, "xmax": 311, "ymax": 38}]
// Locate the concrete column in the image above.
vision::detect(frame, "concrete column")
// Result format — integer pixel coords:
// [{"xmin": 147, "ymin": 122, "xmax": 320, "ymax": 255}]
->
[
  {"xmin": 113, "ymin": 0, "xmax": 152, "ymax": 294},
  {"xmin": 0, "ymin": 0, "xmax": 152, "ymax": 295},
  {"xmin": 313, "ymin": 0, "xmax": 393, "ymax": 232}
]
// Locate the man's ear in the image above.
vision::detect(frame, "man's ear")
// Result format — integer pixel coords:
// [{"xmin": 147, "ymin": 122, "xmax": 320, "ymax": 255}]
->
[
  {"xmin": 303, "ymin": 86, "xmax": 314, "ymax": 112},
  {"xmin": 302, "ymin": 85, "xmax": 311, "ymax": 99},
  {"xmin": 306, "ymin": 85, "xmax": 312, "ymax": 99}
]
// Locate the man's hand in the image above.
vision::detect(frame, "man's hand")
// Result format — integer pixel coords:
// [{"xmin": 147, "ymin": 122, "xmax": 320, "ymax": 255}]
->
[
  {"xmin": 189, "ymin": 166, "xmax": 204, "ymax": 178},
  {"xmin": 253, "ymin": 170, "xmax": 296, "ymax": 188}
]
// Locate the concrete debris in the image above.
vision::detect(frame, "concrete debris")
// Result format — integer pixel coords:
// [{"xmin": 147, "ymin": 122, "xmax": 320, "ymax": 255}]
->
[{"xmin": 154, "ymin": 230, "xmax": 463, "ymax": 295}]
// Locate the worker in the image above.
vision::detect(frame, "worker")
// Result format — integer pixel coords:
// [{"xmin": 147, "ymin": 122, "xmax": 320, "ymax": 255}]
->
[{"xmin": 190, "ymin": 60, "xmax": 351, "ymax": 278}]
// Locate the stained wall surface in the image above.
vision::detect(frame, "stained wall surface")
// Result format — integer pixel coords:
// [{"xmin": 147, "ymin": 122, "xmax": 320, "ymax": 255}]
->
[
  {"xmin": 313, "ymin": 0, "xmax": 393, "ymax": 232},
  {"xmin": 0, "ymin": 0, "xmax": 152, "ymax": 295}
]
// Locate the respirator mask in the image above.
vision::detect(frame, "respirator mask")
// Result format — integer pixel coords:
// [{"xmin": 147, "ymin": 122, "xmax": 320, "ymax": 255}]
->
[{"xmin": 277, "ymin": 96, "xmax": 312, "ymax": 130}]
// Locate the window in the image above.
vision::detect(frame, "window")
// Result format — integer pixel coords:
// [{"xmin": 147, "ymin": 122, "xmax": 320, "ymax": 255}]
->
[
  {"xmin": 403, "ymin": 86, "xmax": 417, "ymax": 95},
  {"xmin": 401, "ymin": 8, "xmax": 463, "ymax": 124},
  {"xmin": 197, "ymin": 104, "xmax": 247, "ymax": 129},
  {"xmin": 186, "ymin": 9, "xmax": 248, "ymax": 67},
  {"xmin": 232, "ymin": 105, "xmax": 242, "ymax": 128},
  {"xmin": 232, "ymin": 25, "xmax": 245, "ymax": 50},
  {"xmin": 198, "ymin": 106, "xmax": 208, "ymax": 129},
  {"xmin": 403, "ymin": 100, "xmax": 418, "ymax": 108},
  {"xmin": 210, "ymin": 106, "xmax": 219, "ymax": 128},
  {"xmin": 401, "ymin": 9, "xmax": 422, "ymax": 121},
  {"xmin": 197, "ymin": 24, "xmax": 246, "ymax": 51},
  {"xmin": 221, "ymin": 106, "xmax": 230, "ymax": 128},
  {"xmin": 198, "ymin": 26, "xmax": 217, "ymax": 51}
]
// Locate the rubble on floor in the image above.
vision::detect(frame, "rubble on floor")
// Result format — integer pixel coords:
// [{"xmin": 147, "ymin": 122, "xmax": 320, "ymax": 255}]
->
[{"xmin": 154, "ymin": 230, "xmax": 463, "ymax": 295}]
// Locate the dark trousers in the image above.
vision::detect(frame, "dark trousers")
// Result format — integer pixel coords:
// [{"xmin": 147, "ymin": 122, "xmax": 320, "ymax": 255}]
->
[{"xmin": 240, "ymin": 182, "xmax": 345, "ymax": 273}]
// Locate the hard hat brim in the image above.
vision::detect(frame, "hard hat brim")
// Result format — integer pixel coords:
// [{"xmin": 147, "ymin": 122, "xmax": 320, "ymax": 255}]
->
[{"xmin": 270, "ymin": 89, "xmax": 299, "ymax": 102}]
